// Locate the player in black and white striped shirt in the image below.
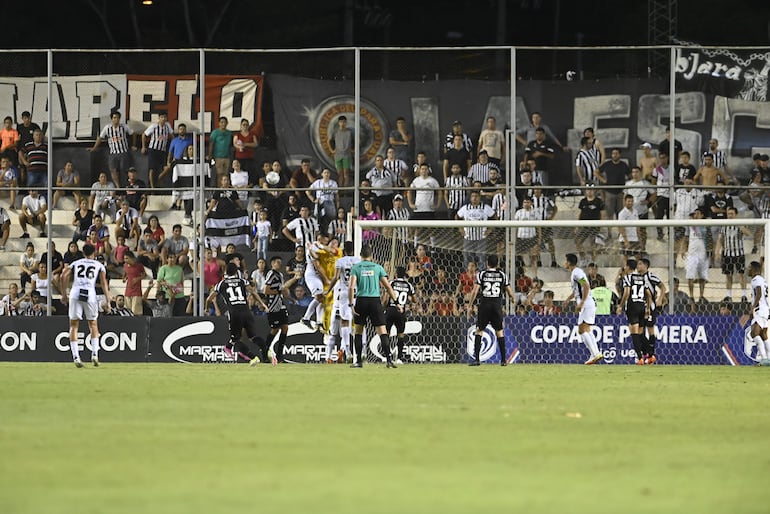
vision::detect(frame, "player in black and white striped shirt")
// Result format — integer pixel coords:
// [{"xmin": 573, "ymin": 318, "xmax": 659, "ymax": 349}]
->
[
  {"xmin": 89, "ymin": 110, "xmax": 136, "ymax": 188},
  {"xmin": 717, "ymin": 206, "xmax": 749, "ymax": 302},
  {"xmin": 637, "ymin": 258, "xmax": 666, "ymax": 364},
  {"xmin": 282, "ymin": 206, "xmax": 319, "ymax": 249},
  {"xmin": 263, "ymin": 256, "xmax": 299, "ymax": 364}
]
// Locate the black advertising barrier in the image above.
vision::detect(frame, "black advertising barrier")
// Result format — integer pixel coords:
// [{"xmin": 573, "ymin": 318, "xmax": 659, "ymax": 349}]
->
[
  {"xmin": 147, "ymin": 317, "xmax": 232, "ymax": 363},
  {"xmin": 0, "ymin": 317, "xmax": 150, "ymax": 362}
]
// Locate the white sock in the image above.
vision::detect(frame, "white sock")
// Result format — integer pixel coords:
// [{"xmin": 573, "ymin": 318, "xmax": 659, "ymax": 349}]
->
[
  {"xmin": 91, "ymin": 337, "xmax": 99, "ymax": 358},
  {"xmin": 581, "ymin": 331, "xmax": 599, "ymax": 357},
  {"xmin": 726, "ymin": 288, "xmax": 733, "ymax": 298},
  {"xmin": 326, "ymin": 334, "xmax": 335, "ymax": 360},
  {"xmin": 70, "ymin": 340, "xmax": 80, "ymax": 361},
  {"xmin": 303, "ymin": 299, "xmax": 319, "ymax": 321},
  {"xmin": 340, "ymin": 326, "xmax": 351, "ymax": 356},
  {"xmin": 315, "ymin": 302, "xmax": 325, "ymax": 326},
  {"xmin": 764, "ymin": 340, "xmax": 770, "ymax": 360},
  {"xmin": 754, "ymin": 336, "xmax": 767, "ymax": 360}
]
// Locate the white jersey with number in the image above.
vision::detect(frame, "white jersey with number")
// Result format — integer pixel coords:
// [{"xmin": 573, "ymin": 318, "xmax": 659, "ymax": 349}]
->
[
  {"xmin": 68, "ymin": 258, "xmax": 106, "ymax": 303},
  {"xmin": 751, "ymin": 274, "xmax": 769, "ymax": 319},
  {"xmin": 334, "ymin": 255, "xmax": 361, "ymax": 303},
  {"xmin": 571, "ymin": 266, "xmax": 596, "ymax": 324}
]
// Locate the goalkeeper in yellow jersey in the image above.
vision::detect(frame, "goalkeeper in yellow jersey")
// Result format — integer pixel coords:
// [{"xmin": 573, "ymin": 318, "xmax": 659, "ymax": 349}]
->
[{"xmin": 317, "ymin": 237, "xmax": 341, "ymax": 334}]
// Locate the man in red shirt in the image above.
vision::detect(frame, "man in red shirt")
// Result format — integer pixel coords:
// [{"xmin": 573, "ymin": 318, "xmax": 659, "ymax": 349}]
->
[{"xmin": 122, "ymin": 250, "xmax": 147, "ymax": 315}]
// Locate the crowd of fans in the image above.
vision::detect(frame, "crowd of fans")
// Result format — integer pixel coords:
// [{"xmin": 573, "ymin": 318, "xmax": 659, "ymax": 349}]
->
[{"xmin": 0, "ymin": 109, "xmax": 765, "ymax": 317}]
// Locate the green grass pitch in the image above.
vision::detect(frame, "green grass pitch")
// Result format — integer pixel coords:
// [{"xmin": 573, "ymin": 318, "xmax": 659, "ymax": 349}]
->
[{"xmin": 1, "ymin": 362, "xmax": 768, "ymax": 514}]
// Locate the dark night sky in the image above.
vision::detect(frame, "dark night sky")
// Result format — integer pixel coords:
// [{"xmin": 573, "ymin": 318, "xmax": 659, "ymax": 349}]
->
[{"xmin": 7, "ymin": 0, "xmax": 770, "ymax": 50}]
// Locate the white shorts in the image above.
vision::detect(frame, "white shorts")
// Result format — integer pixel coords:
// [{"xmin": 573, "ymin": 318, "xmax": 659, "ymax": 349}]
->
[
  {"xmin": 334, "ymin": 300, "xmax": 353, "ymax": 322},
  {"xmin": 69, "ymin": 300, "xmax": 100, "ymax": 321},
  {"xmin": 752, "ymin": 309, "xmax": 769, "ymax": 329},
  {"xmin": 686, "ymin": 253, "xmax": 709, "ymax": 280},
  {"xmin": 578, "ymin": 299, "xmax": 596, "ymax": 325},
  {"xmin": 305, "ymin": 274, "xmax": 324, "ymax": 296}
]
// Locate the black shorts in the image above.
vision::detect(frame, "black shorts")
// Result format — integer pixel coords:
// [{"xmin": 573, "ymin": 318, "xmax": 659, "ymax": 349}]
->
[
  {"xmin": 228, "ymin": 308, "xmax": 259, "ymax": 341},
  {"xmin": 385, "ymin": 306, "xmax": 406, "ymax": 334},
  {"xmin": 354, "ymin": 297, "xmax": 386, "ymax": 327},
  {"xmin": 643, "ymin": 308, "xmax": 657, "ymax": 328},
  {"xmin": 477, "ymin": 302, "xmax": 504, "ymax": 331},
  {"xmin": 721, "ymin": 255, "xmax": 745, "ymax": 275},
  {"xmin": 147, "ymin": 149, "xmax": 168, "ymax": 173},
  {"xmin": 268, "ymin": 309, "xmax": 288, "ymax": 329},
  {"xmin": 625, "ymin": 303, "xmax": 645, "ymax": 326}
]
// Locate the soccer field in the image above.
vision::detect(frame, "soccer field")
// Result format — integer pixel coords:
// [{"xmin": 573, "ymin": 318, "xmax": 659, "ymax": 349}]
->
[{"xmin": 0, "ymin": 362, "xmax": 767, "ymax": 514}]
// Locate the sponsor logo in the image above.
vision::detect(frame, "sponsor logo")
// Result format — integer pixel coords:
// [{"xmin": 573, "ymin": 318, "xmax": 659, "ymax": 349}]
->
[
  {"xmin": 466, "ymin": 325, "xmax": 498, "ymax": 362},
  {"xmin": 310, "ymin": 95, "xmax": 389, "ymax": 169},
  {"xmin": 601, "ymin": 345, "xmax": 639, "ymax": 364},
  {"xmin": 0, "ymin": 332, "xmax": 36, "ymax": 352},
  {"xmin": 54, "ymin": 332, "xmax": 138, "ymax": 352},
  {"xmin": 162, "ymin": 321, "xmax": 218, "ymax": 364},
  {"xmin": 529, "ymin": 324, "xmax": 708, "ymax": 344},
  {"xmin": 369, "ymin": 321, "xmax": 424, "ymax": 361}
]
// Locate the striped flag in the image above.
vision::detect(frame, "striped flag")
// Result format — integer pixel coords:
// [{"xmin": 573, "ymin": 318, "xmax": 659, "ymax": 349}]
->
[{"xmin": 204, "ymin": 209, "xmax": 251, "ymax": 249}]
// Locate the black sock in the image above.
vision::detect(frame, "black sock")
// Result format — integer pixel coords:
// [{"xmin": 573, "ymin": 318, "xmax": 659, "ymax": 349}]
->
[
  {"xmin": 631, "ymin": 333, "xmax": 643, "ymax": 360},
  {"xmin": 397, "ymin": 336, "xmax": 405, "ymax": 360},
  {"xmin": 251, "ymin": 336, "xmax": 267, "ymax": 360},
  {"xmin": 497, "ymin": 336, "xmax": 506, "ymax": 362},
  {"xmin": 276, "ymin": 332, "xmax": 287, "ymax": 361},
  {"xmin": 380, "ymin": 333, "xmax": 391, "ymax": 360},
  {"xmin": 640, "ymin": 333, "xmax": 650, "ymax": 356},
  {"xmin": 648, "ymin": 333, "xmax": 656, "ymax": 356},
  {"xmin": 354, "ymin": 334, "xmax": 363, "ymax": 362},
  {"xmin": 234, "ymin": 341, "xmax": 256, "ymax": 360},
  {"xmin": 474, "ymin": 334, "xmax": 481, "ymax": 361}
]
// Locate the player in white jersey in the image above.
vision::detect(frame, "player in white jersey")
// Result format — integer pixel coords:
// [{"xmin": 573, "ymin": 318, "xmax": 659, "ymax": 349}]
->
[
  {"xmin": 748, "ymin": 261, "xmax": 770, "ymax": 363},
  {"xmin": 564, "ymin": 253, "xmax": 603, "ymax": 364},
  {"xmin": 301, "ymin": 232, "xmax": 333, "ymax": 330},
  {"xmin": 61, "ymin": 243, "xmax": 111, "ymax": 368},
  {"xmin": 325, "ymin": 241, "xmax": 361, "ymax": 362}
]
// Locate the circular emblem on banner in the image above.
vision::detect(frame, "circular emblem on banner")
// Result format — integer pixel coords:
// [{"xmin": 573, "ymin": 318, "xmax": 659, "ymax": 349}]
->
[
  {"xmin": 311, "ymin": 95, "xmax": 389, "ymax": 170},
  {"xmin": 466, "ymin": 325, "xmax": 498, "ymax": 362}
]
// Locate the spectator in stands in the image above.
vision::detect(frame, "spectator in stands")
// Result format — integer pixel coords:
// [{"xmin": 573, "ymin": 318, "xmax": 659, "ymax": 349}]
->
[
  {"xmin": 704, "ymin": 187, "xmax": 733, "ymax": 258},
  {"xmin": 477, "ymin": 116, "xmax": 505, "ymax": 169},
  {"xmin": 142, "ymin": 110, "xmax": 174, "ymax": 190},
  {"xmin": 686, "ymin": 208, "xmax": 709, "ymax": 303},
  {"xmin": 124, "ymin": 167, "xmax": 148, "ymax": 218},
  {"xmin": 455, "ymin": 260, "xmax": 477, "ymax": 299},
  {"xmin": 468, "ymin": 149, "xmax": 496, "ymax": 186},
  {"xmin": 289, "ymin": 284, "xmax": 312, "ymax": 313},
  {"xmin": 575, "ymin": 185, "xmax": 604, "ymax": 265},
  {"xmin": 308, "ymin": 167, "xmax": 339, "ymax": 228},
  {"xmin": 18, "ymin": 241, "xmax": 38, "ymax": 293},
  {"xmin": 52, "ymin": 161, "xmax": 81, "ymax": 209},
  {"xmin": 328, "ymin": 206, "xmax": 348, "ymax": 242},
  {"xmin": 30, "ymin": 261, "xmax": 54, "ymax": 304},
  {"xmin": 383, "ymin": 146, "xmax": 410, "ymax": 189},
  {"xmin": 389, "ymin": 116, "xmax": 412, "ymax": 166},
  {"xmin": 576, "ymin": 136, "xmax": 600, "ymax": 187},
  {"xmin": 357, "ymin": 198, "xmax": 381, "ymax": 242},
  {"xmin": 228, "ymin": 158, "xmax": 252, "ymax": 206},
  {"xmin": 0, "ymin": 115, "xmax": 20, "ymax": 167},
  {"xmin": 366, "ymin": 154, "xmax": 397, "ymax": 216},
  {"xmin": 586, "ymin": 262, "xmax": 605, "ymax": 289},
  {"xmin": 88, "ymin": 110, "xmax": 136, "ymax": 188},
  {"xmin": 0, "ymin": 156, "xmax": 18, "ymax": 210},
  {"xmin": 405, "ymin": 257, "xmax": 427, "ymax": 293},
  {"xmin": 145, "ymin": 215, "xmax": 165, "ymax": 246},
  {"xmin": 208, "ymin": 173, "xmax": 242, "ymax": 216},
  {"xmin": 444, "ymin": 120, "xmax": 473, "ymax": 156},
  {"xmin": 624, "ymin": 166, "xmax": 653, "ymax": 254},
  {"xmin": 514, "ymin": 168, "xmax": 535, "ymax": 207},
  {"xmin": 15, "ymin": 112, "xmax": 39, "ymax": 183},
  {"xmin": 430, "ymin": 266, "xmax": 452, "ymax": 294},
  {"xmin": 157, "ymin": 253, "xmax": 187, "ymax": 316},
  {"xmin": 39, "ymin": 241, "xmax": 64, "ymax": 292},
  {"xmin": 443, "ymin": 133, "xmax": 472, "ymax": 181},
  {"xmin": 428, "ymin": 290, "xmax": 460, "ymax": 316},
  {"xmin": 63, "ymin": 241, "xmax": 83, "ymax": 267},
  {"xmin": 166, "ymin": 123, "xmax": 192, "ymax": 170},
  {"xmin": 591, "ymin": 276, "xmax": 619, "ymax": 315},
  {"xmin": 71, "ymin": 198, "xmax": 94, "ymax": 243},
  {"xmin": 137, "ymin": 229, "xmax": 161, "ymax": 278},
  {"xmin": 0, "ymin": 204, "xmax": 9, "ymax": 251},
  {"xmin": 221, "ymin": 243, "xmax": 246, "ymax": 276},
  {"xmin": 515, "ymin": 112, "xmax": 567, "ymax": 151},
  {"xmin": 252, "ymin": 208, "xmax": 271, "ymax": 261},
  {"xmin": 18, "ymin": 189, "xmax": 47, "ymax": 238},
  {"xmin": 18, "ymin": 128, "xmax": 48, "ymax": 190},
  {"xmin": 280, "ymin": 193, "xmax": 301, "ymax": 236},
  {"xmin": 90, "ymin": 171, "xmax": 117, "ymax": 222},
  {"xmin": 617, "ymin": 194, "xmax": 641, "ymax": 265},
  {"xmin": 513, "ymin": 196, "xmax": 540, "ymax": 278},
  {"xmin": 524, "ymin": 127, "xmax": 556, "ymax": 186},
  {"xmin": 286, "ymin": 244, "xmax": 308, "ymax": 292},
  {"xmin": 233, "ymin": 118, "xmax": 258, "ymax": 177},
  {"xmin": 290, "ymin": 159, "xmax": 318, "ymax": 208},
  {"xmin": 672, "ymin": 277, "xmax": 696, "ymax": 313},
  {"xmin": 19, "ymin": 289, "xmax": 49, "ymax": 316},
  {"xmin": 409, "ymin": 162, "xmax": 441, "ymax": 245},
  {"xmin": 107, "ymin": 294, "xmax": 134, "ymax": 317},
  {"xmin": 357, "ymin": 179, "xmax": 379, "ymax": 217},
  {"xmin": 716, "ymin": 206, "xmax": 749, "ymax": 302},
  {"xmin": 481, "ymin": 167, "xmax": 505, "ymax": 206},
  {"xmin": 532, "ymin": 290, "xmax": 561, "ymax": 315},
  {"xmin": 443, "ymin": 162, "xmax": 469, "ymax": 221},
  {"xmin": 411, "ymin": 151, "xmax": 432, "ymax": 180},
  {"xmin": 160, "ymin": 224, "xmax": 190, "ymax": 271},
  {"xmin": 650, "ymin": 151, "xmax": 672, "ymax": 242},
  {"xmin": 638, "ymin": 142, "xmax": 657, "ymax": 180},
  {"xmin": 677, "ymin": 151, "xmax": 697, "ymax": 185},
  {"xmin": 531, "ymin": 184, "xmax": 557, "ymax": 268},
  {"xmin": 0, "ymin": 282, "xmax": 23, "ymax": 316},
  {"xmin": 142, "ymin": 281, "xmax": 171, "ymax": 318},
  {"xmin": 207, "ymin": 116, "xmax": 232, "ymax": 185},
  {"xmin": 658, "ymin": 126, "xmax": 682, "ymax": 167},
  {"xmin": 693, "ymin": 153, "xmax": 726, "ymax": 193},
  {"xmin": 673, "ymin": 176, "xmax": 704, "ymax": 260},
  {"xmin": 201, "ymin": 247, "xmax": 223, "ymax": 293},
  {"xmin": 115, "ymin": 199, "xmax": 142, "ymax": 249},
  {"xmin": 514, "ymin": 258, "xmax": 533, "ymax": 305},
  {"xmin": 596, "ymin": 148, "xmax": 631, "ymax": 228},
  {"xmin": 86, "ymin": 214, "xmax": 110, "ymax": 259},
  {"xmin": 108, "ymin": 234, "xmax": 130, "ymax": 278},
  {"xmin": 329, "ymin": 116, "xmax": 353, "ymax": 189},
  {"xmin": 457, "ymin": 190, "xmax": 496, "ymax": 269},
  {"xmin": 121, "ymin": 250, "xmax": 146, "ymax": 315}
]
